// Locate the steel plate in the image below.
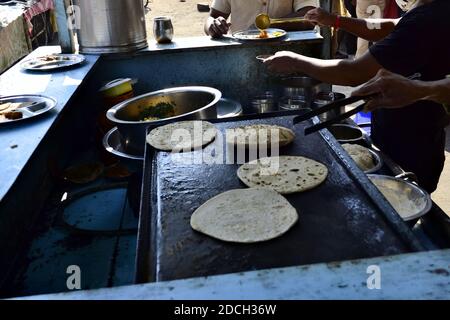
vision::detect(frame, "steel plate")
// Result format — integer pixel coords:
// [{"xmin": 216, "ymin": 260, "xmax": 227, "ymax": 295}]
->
[
  {"xmin": 20, "ymin": 54, "xmax": 85, "ymax": 71},
  {"xmin": 232, "ymin": 28, "xmax": 287, "ymax": 41},
  {"xmin": 0, "ymin": 95, "xmax": 57, "ymax": 125}
]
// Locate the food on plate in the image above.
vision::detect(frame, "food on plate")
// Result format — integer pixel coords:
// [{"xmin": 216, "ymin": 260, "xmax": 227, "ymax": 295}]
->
[
  {"xmin": 234, "ymin": 29, "xmax": 285, "ymax": 40},
  {"xmin": 342, "ymin": 143, "xmax": 375, "ymax": 172},
  {"xmin": 237, "ymin": 156, "xmax": 328, "ymax": 194},
  {"xmin": 146, "ymin": 120, "xmax": 217, "ymax": 151},
  {"xmin": 39, "ymin": 55, "xmax": 71, "ymax": 62},
  {"xmin": 227, "ymin": 124, "xmax": 295, "ymax": 148},
  {"xmin": 140, "ymin": 102, "xmax": 176, "ymax": 121},
  {"xmin": 190, "ymin": 188, "xmax": 298, "ymax": 243},
  {"xmin": 3, "ymin": 111, "xmax": 23, "ymax": 120},
  {"xmin": 258, "ymin": 29, "xmax": 269, "ymax": 39},
  {"xmin": 0, "ymin": 102, "xmax": 24, "ymax": 122},
  {"xmin": 272, "ymin": 31, "xmax": 285, "ymax": 37}
]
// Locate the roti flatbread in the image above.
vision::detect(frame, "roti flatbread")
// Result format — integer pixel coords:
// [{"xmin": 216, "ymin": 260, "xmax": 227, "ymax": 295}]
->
[
  {"xmin": 226, "ymin": 124, "xmax": 295, "ymax": 148},
  {"xmin": 146, "ymin": 120, "xmax": 217, "ymax": 151},
  {"xmin": 342, "ymin": 143, "xmax": 375, "ymax": 172},
  {"xmin": 190, "ymin": 188, "xmax": 298, "ymax": 243},
  {"xmin": 237, "ymin": 156, "xmax": 328, "ymax": 194}
]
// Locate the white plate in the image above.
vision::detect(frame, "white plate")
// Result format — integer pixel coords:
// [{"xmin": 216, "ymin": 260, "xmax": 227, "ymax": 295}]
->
[
  {"xmin": 20, "ymin": 54, "xmax": 85, "ymax": 71},
  {"xmin": 232, "ymin": 28, "xmax": 287, "ymax": 41}
]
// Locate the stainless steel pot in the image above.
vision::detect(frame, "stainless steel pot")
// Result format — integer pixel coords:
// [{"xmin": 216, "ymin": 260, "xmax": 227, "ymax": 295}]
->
[
  {"xmin": 74, "ymin": 0, "xmax": 148, "ymax": 54},
  {"xmin": 107, "ymin": 86, "xmax": 221, "ymax": 153},
  {"xmin": 103, "ymin": 127, "xmax": 144, "ymax": 172},
  {"xmin": 217, "ymin": 98, "xmax": 243, "ymax": 118},
  {"xmin": 278, "ymin": 96, "xmax": 308, "ymax": 111},
  {"xmin": 279, "ymin": 76, "xmax": 321, "ymax": 107},
  {"xmin": 328, "ymin": 124, "xmax": 366, "ymax": 144}
]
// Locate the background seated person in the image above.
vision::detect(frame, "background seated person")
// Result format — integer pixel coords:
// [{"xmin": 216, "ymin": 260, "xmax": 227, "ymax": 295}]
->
[{"xmin": 205, "ymin": 0, "xmax": 319, "ymax": 38}]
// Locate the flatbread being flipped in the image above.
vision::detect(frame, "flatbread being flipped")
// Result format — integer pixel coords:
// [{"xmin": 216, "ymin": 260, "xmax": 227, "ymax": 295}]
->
[
  {"xmin": 190, "ymin": 188, "xmax": 298, "ymax": 243},
  {"xmin": 342, "ymin": 143, "xmax": 375, "ymax": 172},
  {"xmin": 146, "ymin": 120, "xmax": 217, "ymax": 151},
  {"xmin": 226, "ymin": 124, "xmax": 295, "ymax": 148},
  {"xmin": 237, "ymin": 156, "xmax": 328, "ymax": 194}
]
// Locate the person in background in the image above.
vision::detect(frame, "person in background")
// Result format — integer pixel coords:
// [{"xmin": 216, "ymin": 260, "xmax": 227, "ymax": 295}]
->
[
  {"xmin": 205, "ymin": 0, "xmax": 319, "ymax": 38},
  {"xmin": 307, "ymin": 0, "xmax": 401, "ymax": 57},
  {"xmin": 355, "ymin": 0, "xmax": 387, "ymax": 57},
  {"xmin": 353, "ymin": 69, "xmax": 450, "ymax": 112},
  {"xmin": 263, "ymin": 0, "xmax": 450, "ymax": 193}
]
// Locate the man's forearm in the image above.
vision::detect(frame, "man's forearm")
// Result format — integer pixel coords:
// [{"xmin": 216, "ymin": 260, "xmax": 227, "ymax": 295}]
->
[
  {"xmin": 418, "ymin": 78, "xmax": 450, "ymax": 106},
  {"xmin": 294, "ymin": 56, "xmax": 373, "ymax": 86}
]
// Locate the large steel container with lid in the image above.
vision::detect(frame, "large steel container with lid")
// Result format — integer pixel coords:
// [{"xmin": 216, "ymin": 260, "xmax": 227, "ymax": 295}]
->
[{"xmin": 74, "ymin": 0, "xmax": 148, "ymax": 54}]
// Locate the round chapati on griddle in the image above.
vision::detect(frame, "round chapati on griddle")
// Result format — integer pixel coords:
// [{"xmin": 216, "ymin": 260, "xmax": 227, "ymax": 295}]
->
[
  {"xmin": 237, "ymin": 156, "xmax": 328, "ymax": 194},
  {"xmin": 190, "ymin": 188, "xmax": 298, "ymax": 243},
  {"xmin": 226, "ymin": 124, "xmax": 295, "ymax": 148},
  {"xmin": 146, "ymin": 120, "xmax": 217, "ymax": 151}
]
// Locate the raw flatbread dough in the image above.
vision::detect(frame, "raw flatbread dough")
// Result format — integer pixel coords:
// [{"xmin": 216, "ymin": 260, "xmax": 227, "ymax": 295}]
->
[
  {"xmin": 237, "ymin": 156, "xmax": 328, "ymax": 194},
  {"xmin": 190, "ymin": 188, "xmax": 298, "ymax": 243},
  {"xmin": 342, "ymin": 143, "xmax": 375, "ymax": 172},
  {"xmin": 226, "ymin": 124, "xmax": 295, "ymax": 148},
  {"xmin": 146, "ymin": 120, "xmax": 217, "ymax": 151}
]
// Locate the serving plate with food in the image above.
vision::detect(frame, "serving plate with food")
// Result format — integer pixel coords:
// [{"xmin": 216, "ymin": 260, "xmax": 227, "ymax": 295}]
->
[
  {"xmin": 232, "ymin": 28, "xmax": 287, "ymax": 41},
  {"xmin": 0, "ymin": 95, "xmax": 57, "ymax": 125},
  {"xmin": 20, "ymin": 54, "xmax": 85, "ymax": 71}
]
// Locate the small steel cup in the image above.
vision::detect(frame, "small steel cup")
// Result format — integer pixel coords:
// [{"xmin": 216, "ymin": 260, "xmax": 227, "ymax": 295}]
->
[{"xmin": 153, "ymin": 17, "xmax": 174, "ymax": 43}]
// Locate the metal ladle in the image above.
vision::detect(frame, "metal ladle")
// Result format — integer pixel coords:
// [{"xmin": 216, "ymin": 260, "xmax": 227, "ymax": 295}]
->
[{"xmin": 255, "ymin": 13, "xmax": 306, "ymax": 30}]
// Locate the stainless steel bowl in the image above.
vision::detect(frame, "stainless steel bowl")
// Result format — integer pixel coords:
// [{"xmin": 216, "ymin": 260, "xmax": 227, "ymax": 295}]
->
[
  {"xmin": 107, "ymin": 86, "xmax": 221, "ymax": 153},
  {"xmin": 103, "ymin": 127, "xmax": 144, "ymax": 172},
  {"xmin": 328, "ymin": 124, "xmax": 366, "ymax": 144},
  {"xmin": 217, "ymin": 98, "xmax": 243, "ymax": 118},
  {"xmin": 365, "ymin": 149, "xmax": 383, "ymax": 174},
  {"xmin": 368, "ymin": 174, "xmax": 432, "ymax": 222}
]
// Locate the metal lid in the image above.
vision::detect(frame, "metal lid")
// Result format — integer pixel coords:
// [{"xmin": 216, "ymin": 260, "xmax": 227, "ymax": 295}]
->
[{"xmin": 99, "ymin": 78, "xmax": 134, "ymax": 98}]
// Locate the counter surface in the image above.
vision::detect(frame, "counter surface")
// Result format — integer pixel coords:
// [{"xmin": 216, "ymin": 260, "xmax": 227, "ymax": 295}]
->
[
  {"xmin": 0, "ymin": 46, "xmax": 100, "ymax": 201},
  {"xmin": 15, "ymin": 249, "xmax": 450, "ymax": 300}
]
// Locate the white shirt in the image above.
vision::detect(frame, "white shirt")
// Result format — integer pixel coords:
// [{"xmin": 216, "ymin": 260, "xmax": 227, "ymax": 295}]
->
[{"xmin": 211, "ymin": 0, "xmax": 319, "ymax": 33}]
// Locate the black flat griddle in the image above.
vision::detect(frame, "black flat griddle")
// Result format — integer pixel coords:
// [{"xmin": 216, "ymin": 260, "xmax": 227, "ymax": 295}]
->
[{"xmin": 135, "ymin": 114, "xmax": 424, "ymax": 283}]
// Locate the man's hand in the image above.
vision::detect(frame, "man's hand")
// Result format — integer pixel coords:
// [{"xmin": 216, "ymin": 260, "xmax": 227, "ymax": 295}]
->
[
  {"xmin": 206, "ymin": 16, "xmax": 231, "ymax": 38},
  {"xmin": 304, "ymin": 8, "xmax": 336, "ymax": 27},
  {"xmin": 262, "ymin": 51, "xmax": 303, "ymax": 76},
  {"xmin": 352, "ymin": 69, "xmax": 425, "ymax": 111}
]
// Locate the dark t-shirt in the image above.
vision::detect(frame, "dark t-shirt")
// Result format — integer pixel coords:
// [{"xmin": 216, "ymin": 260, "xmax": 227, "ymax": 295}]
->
[{"xmin": 368, "ymin": 0, "xmax": 450, "ymax": 192}]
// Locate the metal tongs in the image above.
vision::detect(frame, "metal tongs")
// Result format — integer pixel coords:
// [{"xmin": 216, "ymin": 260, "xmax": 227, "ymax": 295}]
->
[
  {"xmin": 293, "ymin": 93, "xmax": 377, "ymax": 135},
  {"xmin": 296, "ymin": 72, "xmax": 422, "ymax": 135}
]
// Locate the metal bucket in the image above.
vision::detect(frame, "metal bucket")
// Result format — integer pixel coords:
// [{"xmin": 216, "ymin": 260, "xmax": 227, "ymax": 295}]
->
[{"xmin": 74, "ymin": 0, "xmax": 148, "ymax": 54}]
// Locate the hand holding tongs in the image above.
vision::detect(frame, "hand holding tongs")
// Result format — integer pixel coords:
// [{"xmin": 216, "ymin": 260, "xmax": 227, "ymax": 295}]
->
[
  {"xmin": 293, "ymin": 93, "xmax": 377, "ymax": 135},
  {"xmin": 296, "ymin": 72, "xmax": 422, "ymax": 135}
]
